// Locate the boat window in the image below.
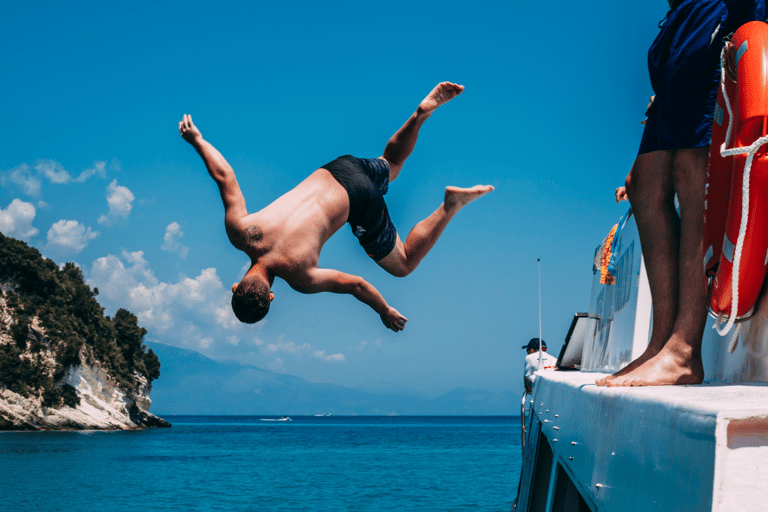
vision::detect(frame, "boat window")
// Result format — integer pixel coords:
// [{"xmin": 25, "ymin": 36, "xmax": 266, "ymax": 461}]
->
[
  {"xmin": 529, "ymin": 431, "xmax": 554, "ymax": 512},
  {"xmin": 551, "ymin": 463, "xmax": 593, "ymax": 512}
]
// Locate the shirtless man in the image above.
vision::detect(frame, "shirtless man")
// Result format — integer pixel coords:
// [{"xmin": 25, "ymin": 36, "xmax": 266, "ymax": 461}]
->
[{"xmin": 179, "ymin": 82, "xmax": 493, "ymax": 332}]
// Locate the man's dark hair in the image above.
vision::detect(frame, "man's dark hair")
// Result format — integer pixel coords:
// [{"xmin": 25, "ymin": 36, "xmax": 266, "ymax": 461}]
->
[{"xmin": 231, "ymin": 274, "xmax": 271, "ymax": 323}]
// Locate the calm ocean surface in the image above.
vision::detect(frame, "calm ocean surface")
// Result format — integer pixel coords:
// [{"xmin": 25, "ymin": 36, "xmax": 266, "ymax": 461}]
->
[{"xmin": 4, "ymin": 415, "xmax": 521, "ymax": 511}]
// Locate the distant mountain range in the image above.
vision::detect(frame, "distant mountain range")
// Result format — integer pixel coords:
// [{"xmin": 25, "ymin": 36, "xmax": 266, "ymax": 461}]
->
[{"xmin": 146, "ymin": 342, "xmax": 515, "ymax": 416}]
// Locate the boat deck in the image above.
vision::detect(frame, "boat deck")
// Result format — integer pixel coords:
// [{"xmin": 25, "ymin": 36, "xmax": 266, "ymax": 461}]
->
[{"xmin": 522, "ymin": 371, "xmax": 768, "ymax": 512}]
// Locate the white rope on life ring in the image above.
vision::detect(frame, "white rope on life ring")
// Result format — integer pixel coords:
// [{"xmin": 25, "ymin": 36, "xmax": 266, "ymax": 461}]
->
[{"xmin": 715, "ymin": 43, "xmax": 768, "ymax": 335}]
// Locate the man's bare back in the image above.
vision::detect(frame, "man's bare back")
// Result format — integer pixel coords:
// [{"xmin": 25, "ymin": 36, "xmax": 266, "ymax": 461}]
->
[
  {"xmin": 180, "ymin": 82, "xmax": 493, "ymax": 331},
  {"xmin": 238, "ymin": 169, "xmax": 351, "ymax": 283}
]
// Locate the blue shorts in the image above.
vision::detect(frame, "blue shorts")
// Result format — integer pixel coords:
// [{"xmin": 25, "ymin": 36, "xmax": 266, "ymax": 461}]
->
[
  {"xmin": 639, "ymin": 0, "xmax": 765, "ymax": 154},
  {"xmin": 322, "ymin": 155, "xmax": 397, "ymax": 261}
]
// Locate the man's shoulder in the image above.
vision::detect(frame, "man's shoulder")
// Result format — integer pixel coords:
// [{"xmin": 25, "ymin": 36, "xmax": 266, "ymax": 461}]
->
[
  {"xmin": 226, "ymin": 215, "xmax": 265, "ymax": 251},
  {"xmin": 276, "ymin": 263, "xmax": 317, "ymax": 293}
]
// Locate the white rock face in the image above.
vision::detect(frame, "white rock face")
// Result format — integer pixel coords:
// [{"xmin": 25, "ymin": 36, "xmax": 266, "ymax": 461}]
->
[
  {"xmin": 0, "ymin": 356, "xmax": 168, "ymax": 430},
  {"xmin": 0, "ymin": 293, "xmax": 168, "ymax": 431}
]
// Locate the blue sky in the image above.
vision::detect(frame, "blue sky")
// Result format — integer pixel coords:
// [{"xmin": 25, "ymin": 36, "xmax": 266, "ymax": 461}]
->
[{"xmin": 1, "ymin": 1, "xmax": 668, "ymax": 394}]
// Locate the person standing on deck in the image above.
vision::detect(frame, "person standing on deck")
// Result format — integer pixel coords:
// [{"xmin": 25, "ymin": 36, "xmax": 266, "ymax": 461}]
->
[
  {"xmin": 597, "ymin": 0, "xmax": 766, "ymax": 387},
  {"xmin": 179, "ymin": 82, "xmax": 494, "ymax": 332},
  {"xmin": 523, "ymin": 338, "xmax": 557, "ymax": 394}
]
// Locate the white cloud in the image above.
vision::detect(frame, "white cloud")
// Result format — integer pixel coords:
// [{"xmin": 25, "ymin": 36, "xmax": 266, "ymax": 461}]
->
[
  {"xmin": 35, "ymin": 160, "xmax": 70, "ymax": 184},
  {"xmin": 2, "ymin": 160, "xmax": 108, "ymax": 198},
  {"xmin": 84, "ymin": 251, "xmax": 340, "ymax": 367},
  {"xmin": 45, "ymin": 219, "xmax": 99, "ymax": 256},
  {"xmin": 0, "ymin": 199, "xmax": 39, "ymax": 241},
  {"xmin": 375, "ymin": 338, "xmax": 383, "ymax": 347},
  {"xmin": 86, "ymin": 251, "xmax": 243, "ymax": 351},
  {"xmin": 269, "ymin": 358, "xmax": 286, "ymax": 373},
  {"xmin": 98, "ymin": 179, "xmax": 134, "ymax": 226},
  {"xmin": 348, "ymin": 341, "xmax": 367, "ymax": 352},
  {"xmin": 108, "ymin": 158, "xmax": 122, "ymax": 174},
  {"xmin": 35, "ymin": 159, "xmax": 107, "ymax": 184},
  {"xmin": 264, "ymin": 336, "xmax": 345, "ymax": 363},
  {"xmin": 161, "ymin": 221, "xmax": 190, "ymax": 258},
  {"xmin": 313, "ymin": 350, "xmax": 345, "ymax": 362},
  {"xmin": 265, "ymin": 338, "xmax": 312, "ymax": 355},
  {"xmin": 76, "ymin": 161, "xmax": 107, "ymax": 182},
  {"xmin": 3, "ymin": 164, "xmax": 41, "ymax": 196}
]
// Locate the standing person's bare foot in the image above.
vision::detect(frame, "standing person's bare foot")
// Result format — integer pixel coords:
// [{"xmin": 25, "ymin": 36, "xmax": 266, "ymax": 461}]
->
[
  {"xmin": 418, "ymin": 82, "xmax": 465, "ymax": 117},
  {"xmin": 596, "ymin": 348, "xmax": 661, "ymax": 386},
  {"xmin": 444, "ymin": 185, "xmax": 494, "ymax": 212},
  {"xmin": 603, "ymin": 335, "xmax": 704, "ymax": 387}
]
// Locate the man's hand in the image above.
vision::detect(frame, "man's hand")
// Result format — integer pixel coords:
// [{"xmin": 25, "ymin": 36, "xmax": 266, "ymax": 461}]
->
[
  {"xmin": 179, "ymin": 114, "xmax": 202, "ymax": 145},
  {"xmin": 615, "ymin": 186, "xmax": 628, "ymax": 203},
  {"xmin": 641, "ymin": 95, "xmax": 655, "ymax": 125},
  {"xmin": 381, "ymin": 307, "xmax": 407, "ymax": 332}
]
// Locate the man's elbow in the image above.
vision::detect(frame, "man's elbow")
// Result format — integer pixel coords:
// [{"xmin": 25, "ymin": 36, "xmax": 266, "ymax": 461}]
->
[{"xmin": 347, "ymin": 278, "xmax": 366, "ymax": 296}]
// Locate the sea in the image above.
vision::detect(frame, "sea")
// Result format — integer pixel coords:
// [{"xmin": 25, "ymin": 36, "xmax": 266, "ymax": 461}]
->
[{"xmin": 4, "ymin": 415, "xmax": 522, "ymax": 511}]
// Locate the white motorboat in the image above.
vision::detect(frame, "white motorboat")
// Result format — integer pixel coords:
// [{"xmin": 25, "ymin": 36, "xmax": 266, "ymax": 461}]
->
[{"xmin": 513, "ymin": 208, "xmax": 768, "ymax": 511}]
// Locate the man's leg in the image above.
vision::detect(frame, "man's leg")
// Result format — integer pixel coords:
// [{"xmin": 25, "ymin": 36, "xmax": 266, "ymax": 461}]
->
[
  {"xmin": 376, "ymin": 185, "xmax": 493, "ymax": 277},
  {"xmin": 382, "ymin": 82, "xmax": 464, "ymax": 182},
  {"xmin": 374, "ymin": 81, "xmax": 493, "ymax": 276},
  {"xmin": 601, "ymin": 148, "xmax": 708, "ymax": 387},
  {"xmin": 597, "ymin": 151, "xmax": 678, "ymax": 384}
]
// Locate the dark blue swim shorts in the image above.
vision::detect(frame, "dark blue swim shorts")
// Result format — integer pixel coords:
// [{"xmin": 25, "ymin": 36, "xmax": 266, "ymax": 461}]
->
[
  {"xmin": 639, "ymin": 0, "xmax": 766, "ymax": 155},
  {"xmin": 322, "ymin": 155, "xmax": 397, "ymax": 261}
]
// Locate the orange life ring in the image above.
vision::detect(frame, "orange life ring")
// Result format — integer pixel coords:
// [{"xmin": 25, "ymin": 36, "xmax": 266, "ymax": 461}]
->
[{"xmin": 704, "ymin": 21, "xmax": 768, "ymax": 329}]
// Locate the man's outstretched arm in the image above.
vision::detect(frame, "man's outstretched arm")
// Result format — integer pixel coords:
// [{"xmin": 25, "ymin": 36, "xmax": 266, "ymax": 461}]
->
[
  {"xmin": 179, "ymin": 115, "xmax": 247, "ymax": 239},
  {"xmin": 293, "ymin": 268, "xmax": 407, "ymax": 332}
]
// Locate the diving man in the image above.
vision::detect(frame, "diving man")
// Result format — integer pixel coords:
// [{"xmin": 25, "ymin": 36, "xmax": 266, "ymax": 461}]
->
[{"xmin": 180, "ymin": 82, "xmax": 493, "ymax": 332}]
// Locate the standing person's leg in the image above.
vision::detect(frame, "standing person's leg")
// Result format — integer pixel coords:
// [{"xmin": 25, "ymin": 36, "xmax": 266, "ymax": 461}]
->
[
  {"xmin": 382, "ymin": 82, "xmax": 464, "ymax": 182},
  {"xmin": 668, "ymin": 148, "xmax": 709, "ymax": 348},
  {"xmin": 597, "ymin": 150, "xmax": 679, "ymax": 385},
  {"xmin": 605, "ymin": 148, "xmax": 707, "ymax": 386}
]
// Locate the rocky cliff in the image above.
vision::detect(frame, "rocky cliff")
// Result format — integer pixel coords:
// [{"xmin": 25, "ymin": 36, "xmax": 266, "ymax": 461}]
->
[
  {"xmin": 0, "ymin": 355, "xmax": 169, "ymax": 430},
  {"xmin": 0, "ymin": 233, "xmax": 169, "ymax": 430}
]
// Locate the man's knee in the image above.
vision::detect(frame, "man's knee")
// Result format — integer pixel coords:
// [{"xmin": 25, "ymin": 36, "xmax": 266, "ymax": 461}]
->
[
  {"xmin": 381, "ymin": 257, "xmax": 414, "ymax": 278},
  {"xmin": 382, "ymin": 157, "xmax": 402, "ymax": 183},
  {"xmin": 625, "ymin": 150, "xmax": 674, "ymax": 205},
  {"xmin": 376, "ymin": 243, "xmax": 415, "ymax": 277},
  {"xmin": 672, "ymin": 148, "xmax": 708, "ymax": 197}
]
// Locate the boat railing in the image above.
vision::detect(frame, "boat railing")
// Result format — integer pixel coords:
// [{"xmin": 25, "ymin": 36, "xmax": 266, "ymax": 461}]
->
[{"xmin": 520, "ymin": 390, "xmax": 529, "ymax": 452}]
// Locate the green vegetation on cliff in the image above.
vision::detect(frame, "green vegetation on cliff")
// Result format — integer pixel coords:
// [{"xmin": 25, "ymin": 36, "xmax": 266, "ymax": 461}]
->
[{"xmin": 0, "ymin": 232, "xmax": 160, "ymax": 408}]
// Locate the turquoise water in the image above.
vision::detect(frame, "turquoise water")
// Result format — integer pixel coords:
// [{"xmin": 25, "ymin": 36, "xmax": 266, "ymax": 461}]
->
[{"xmin": 4, "ymin": 416, "xmax": 521, "ymax": 511}]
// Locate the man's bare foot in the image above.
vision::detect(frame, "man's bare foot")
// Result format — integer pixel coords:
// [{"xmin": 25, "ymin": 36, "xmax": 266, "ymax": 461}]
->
[
  {"xmin": 418, "ymin": 82, "xmax": 465, "ymax": 117},
  {"xmin": 596, "ymin": 347, "xmax": 659, "ymax": 386},
  {"xmin": 603, "ymin": 343, "xmax": 704, "ymax": 387},
  {"xmin": 179, "ymin": 114, "xmax": 202, "ymax": 145},
  {"xmin": 444, "ymin": 185, "xmax": 494, "ymax": 212}
]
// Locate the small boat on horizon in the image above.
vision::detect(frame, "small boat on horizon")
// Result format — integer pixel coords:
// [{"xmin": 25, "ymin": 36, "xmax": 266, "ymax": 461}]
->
[{"xmin": 260, "ymin": 416, "xmax": 291, "ymax": 422}]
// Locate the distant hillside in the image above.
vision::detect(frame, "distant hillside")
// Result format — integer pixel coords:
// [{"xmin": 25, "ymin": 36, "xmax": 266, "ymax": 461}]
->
[
  {"xmin": 0, "ymin": 233, "xmax": 168, "ymax": 430},
  {"xmin": 146, "ymin": 342, "xmax": 515, "ymax": 415}
]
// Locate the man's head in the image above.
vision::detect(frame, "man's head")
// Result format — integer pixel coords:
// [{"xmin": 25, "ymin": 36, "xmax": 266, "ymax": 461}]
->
[
  {"xmin": 523, "ymin": 338, "xmax": 547, "ymax": 355},
  {"xmin": 231, "ymin": 267, "xmax": 274, "ymax": 324}
]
